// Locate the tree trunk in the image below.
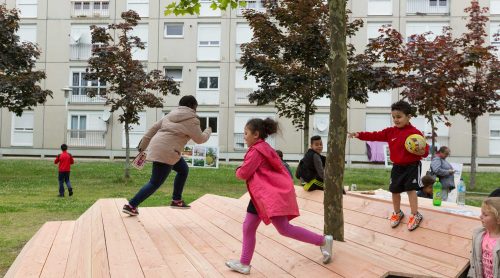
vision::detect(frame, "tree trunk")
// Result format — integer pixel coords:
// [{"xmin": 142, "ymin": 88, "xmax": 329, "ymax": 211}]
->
[
  {"xmin": 469, "ymin": 118, "xmax": 477, "ymax": 189},
  {"xmin": 430, "ymin": 116, "xmax": 436, "ymax": 158},
  {"xmin": 124, "ymin": 122, "xmax": 131, "ymax": 179},
  {"xmin": 304, "ymin": 104, "xmax": 310, "ymax": 153},
  {"xmin": 324, "ymin": 0, "xmax": 347, "ymax": 241}
]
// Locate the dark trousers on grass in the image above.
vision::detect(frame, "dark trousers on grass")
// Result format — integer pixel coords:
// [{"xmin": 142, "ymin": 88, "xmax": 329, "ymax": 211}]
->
[
  {"xmin": 58, "ymin": 171, "xmax": 72, "ymax": 196},
  {"xmin": 129, "ymin": 158, "xmax": 189, "ymax": 208}
]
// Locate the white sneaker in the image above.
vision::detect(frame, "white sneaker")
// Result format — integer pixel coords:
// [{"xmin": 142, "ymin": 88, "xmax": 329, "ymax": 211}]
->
[
  {"xmin": 320, "ymin": 235, "xmax": 333, "ymax": 264},
  {"xmin": 225, "ymin": 259, "xmax": 251, "ymax": 275}
]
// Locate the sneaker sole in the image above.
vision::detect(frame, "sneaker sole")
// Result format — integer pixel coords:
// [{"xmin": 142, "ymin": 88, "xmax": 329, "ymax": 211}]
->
[{"xmin": 122, "ymin": 209, "xmax": 138, "ymax": 216}]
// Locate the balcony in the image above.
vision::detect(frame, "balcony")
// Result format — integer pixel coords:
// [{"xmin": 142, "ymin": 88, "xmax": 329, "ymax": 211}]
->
[
  {"xmin": 69, "ymin": 87, "xmax": 106, "ymax": 104},
  {"xmin": 234, "ymin": 133, "xmax": 275, "ymax": 150},
  {"xmin": 70, "ymin": 43, "xmax": 92, "ymax": 60},
  {"xmin": 71, "ymin": 1, "xmax": 110, "ymax": 18},
  {"xmin": 237, "ymin": 0, "xmax": 266, "ymax": 16},
  {"xmin": 407, "ymin": 0, "xmax": 449, "ymax": 15},
  {"xmin": 67, "ymin": 130, "xmax": 106, "ymax": 148},
  {"xmin": 235, "ymin": 88, "xmax": 253, "ymax": 105}
]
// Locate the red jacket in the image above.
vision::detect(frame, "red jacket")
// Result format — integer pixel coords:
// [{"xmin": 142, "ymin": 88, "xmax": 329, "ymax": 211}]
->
[
  {"xmin": 54, "ymin": 151, "xmax": 74, "ymax": 172},
  {"xmin": 357, "ymin": 123, "xmax": 429, "ymax": 165},
  {"xmin": 236, "ymin": 139, "xmax": 299, "ymax": 225}
]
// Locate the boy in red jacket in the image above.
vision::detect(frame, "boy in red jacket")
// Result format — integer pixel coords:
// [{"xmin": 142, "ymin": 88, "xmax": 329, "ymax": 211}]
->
[
  {"xmin": 54, "ymin": 144, "xmax": 74, "ymax": 197},
  {"xmin": 349, "ymin": 100, "xmax": 429, "ymax": 231}
]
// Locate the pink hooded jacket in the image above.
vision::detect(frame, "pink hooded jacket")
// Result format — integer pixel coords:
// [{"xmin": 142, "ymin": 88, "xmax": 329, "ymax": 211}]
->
[{"xmin": 236, "ymin": 139, "xmax": 300, "ymax": 225}]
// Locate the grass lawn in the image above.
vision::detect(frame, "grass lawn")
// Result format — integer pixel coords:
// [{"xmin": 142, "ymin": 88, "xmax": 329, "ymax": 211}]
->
[{"xmin": 0, "ymin": 159, "xmax": 498, "ymax": 275}]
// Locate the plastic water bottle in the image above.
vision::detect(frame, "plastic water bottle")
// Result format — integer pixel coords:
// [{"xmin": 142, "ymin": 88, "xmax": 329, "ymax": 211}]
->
[
  {"xmin": 433, "ymin": 178, "xmax": 442, "ymax": 206},
  {"xmin": 457, "ymin": 178, "xmax": 466, "ymax": 206},
  {"xmin": 351, "ymin": 184, "xmax": 357, "ymax": 191}
]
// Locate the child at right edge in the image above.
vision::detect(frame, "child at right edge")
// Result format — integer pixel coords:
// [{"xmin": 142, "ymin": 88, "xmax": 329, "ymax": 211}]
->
[{"xmin": 349, "ymin": 100, "xmax": 429, "ymax": 231}]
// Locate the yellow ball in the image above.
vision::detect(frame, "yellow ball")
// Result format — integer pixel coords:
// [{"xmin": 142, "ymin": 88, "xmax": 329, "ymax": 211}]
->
[{"xmin": 405, "ymin": 134, "xmax": 426, "ymax": 155}]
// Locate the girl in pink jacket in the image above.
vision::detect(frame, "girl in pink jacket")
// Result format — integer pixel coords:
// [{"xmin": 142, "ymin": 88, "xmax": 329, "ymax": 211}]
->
[{"xmin": 225, "ymin": 118, "xmax": 333, "ymax": 275}]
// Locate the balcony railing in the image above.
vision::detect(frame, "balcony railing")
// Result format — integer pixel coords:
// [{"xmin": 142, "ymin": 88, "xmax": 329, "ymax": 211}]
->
[
  {"xmin": 407, "ymin": 0, "xmax": 449, "ymax": 14},
  {"xmin": 70, "ymin": 43, "xmax": 92, "ymax": 60},
  {"xmin": 69, "ymin": 87, "xmax": 106, "ymax": 104},
  {"xmin": 234, "ymin": 133, "xmax": 275, "ymax": 150},
  {"xmin": 71, "ymin": 1, "xmax": 110, "ymax": 18},
  {"xmin": 235, "ymin": 88, "xmax": 253, "ymax": 105},
  {"xmin": 237, "ymin": 0, "xmax": 266, "ymax": 16},
  {"xmin": 67, "ymin": 130, "xmax": 106, "ymax": 147}
]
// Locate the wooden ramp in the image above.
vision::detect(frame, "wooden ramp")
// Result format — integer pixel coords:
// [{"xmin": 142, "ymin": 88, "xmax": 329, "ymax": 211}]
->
[{"xmin": 5, "ymin": 187, "xmax": 478, "ymax": 277}]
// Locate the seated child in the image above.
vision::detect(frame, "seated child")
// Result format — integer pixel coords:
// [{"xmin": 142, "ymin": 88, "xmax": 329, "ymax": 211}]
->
[
  {"xmin": 417, "ymin": 175, "xmax": 434, "ymax": 199},
  {"xmin": 295, "ymin": 136, "xmax": 326, "ymax": 191},
  {"xmin": 468, "ymin": 197, "xmax": 500, "ymax": 277},
  {"xmin": 276, "ymin": 150, "xmax": 292, "ymax": 178}
]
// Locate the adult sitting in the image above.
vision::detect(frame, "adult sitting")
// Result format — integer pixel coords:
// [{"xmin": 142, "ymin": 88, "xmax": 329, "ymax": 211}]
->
[
  {"xmin": 430, "ymin": 146, "xmax": 455, "ymax": 201},
  {"xmin": 122, "ymin": 95, "xmax": 212, "ymax": 215}
]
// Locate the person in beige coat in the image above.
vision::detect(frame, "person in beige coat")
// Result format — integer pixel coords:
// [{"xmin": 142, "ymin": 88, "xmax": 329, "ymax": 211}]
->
[{"xmin": 123, "ymin": 95, "xmax": 211, "ymax": 215}]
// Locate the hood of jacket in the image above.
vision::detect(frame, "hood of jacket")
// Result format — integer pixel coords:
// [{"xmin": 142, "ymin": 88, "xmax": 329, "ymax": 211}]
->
[
  {"xmin": 251, "ymin": 139, "xmax": 283, "ymax": 169},
  {"xmin": 166, "ymin": 106, "xmax": 197, "ymax": 123}
]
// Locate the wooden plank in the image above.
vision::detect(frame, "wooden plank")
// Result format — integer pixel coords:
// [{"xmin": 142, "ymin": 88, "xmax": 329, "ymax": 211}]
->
[
  {"xmin": 138, "ymin": 207, "xmax": 202, "ymax": 277},
  {"xmin": 40, "ymin": 221, "xmax": 76, "ymax": 278},
  {"xmin": 202, "ymin": 195, "xmax": 449, "ymax": 278},
  {"xmin": 5, "ymin": 222, "xmax": 61, "ymax": 278},
  {"xmin": 99, "ymin": 199, "xmax": 144, "ymax": 278},
  {"xmin": 191, "ymin": 196, "xmax": 339, "ymax": 277},
  {"xmin": 64, "ymin": 209, "xmax": 92, "ymax": 278},
  {"xmin": 149, "ymin": 207, "xmax": 223, "ymax": 277},
  {"xmin": 90, "ymin": 200, "xmax": 110, "ymax": 278},
  {"xmin": 4, "ymin": 226, "xmax": 42, "ymax": 278},
  {"xmin": 112, "ymin": 199, "xmax": 174, "ymax": 278},
  {"xmin": 294, "ymin": 187, "xmax": 480, "ymax": 240},
  {"xmin": 166, "ymin": 205, "xmax": 288, "ymax": 277}
]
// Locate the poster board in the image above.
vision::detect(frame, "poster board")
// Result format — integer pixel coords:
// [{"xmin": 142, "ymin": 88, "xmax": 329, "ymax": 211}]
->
[
  {"xmin": 181, "ymin": 145, "xmax": 219, "ymax": 169},
  {"xmin": 383, "ymin": 145, "xmax": 392, "ymax": 168},
  {"xmin": 420, "ymin": 160, "xmax": 463, "ymax": 203}
]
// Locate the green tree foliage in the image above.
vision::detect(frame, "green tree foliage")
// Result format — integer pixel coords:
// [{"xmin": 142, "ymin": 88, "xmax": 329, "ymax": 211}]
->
[
  {"xmin": 86, "ymin": 10, "xmax": 180, "ymax": 179},
  {"xmin": 0, "ymin": 4, "xmax": 52, "ymax": 116},
  {"xmin": 240, "ymin": 0, "xmax": 385, "ymax": 152}
]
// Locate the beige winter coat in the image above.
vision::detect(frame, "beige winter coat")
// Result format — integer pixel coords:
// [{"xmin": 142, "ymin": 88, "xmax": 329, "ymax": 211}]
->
[{"xmin": 138, "ymin": 106, "xmax": 211, "ymax": 165}]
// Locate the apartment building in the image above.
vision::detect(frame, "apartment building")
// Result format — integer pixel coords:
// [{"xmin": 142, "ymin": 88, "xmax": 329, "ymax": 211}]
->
[{"xmin": 0, "ymin": 0, "xmax": 499, "ymax": 164}]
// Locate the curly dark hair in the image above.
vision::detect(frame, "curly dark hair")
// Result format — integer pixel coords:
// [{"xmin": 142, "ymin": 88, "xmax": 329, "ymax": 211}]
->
[
  {"xmin": 391, "ymin": 100, "xmax": 416, "ymax": 117},
  {"xmin": 246, "ymin": 118, "xmax": 279, "ymax": 139}
]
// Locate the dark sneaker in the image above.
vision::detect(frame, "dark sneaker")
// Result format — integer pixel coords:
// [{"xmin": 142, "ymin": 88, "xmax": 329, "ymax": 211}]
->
[
  {"xmin": 225, "ymin": 259, "xmax": 251, "ymax": 275},
  {"xmin": 407, "ymin": 212, "xmax": 423, "ymax": 231},
  {"xmin": 122, "ymin": 204, "xmax": 139, "ymax": 216},
  {"xmin": 170, "ymin": 199, "xmax": 191, "ymax": 209},
  {"xmin": 390, "ymin": 210, "xmax": 404, "ymax": 228},
  {"xmin": 69, "ymin": 189, "xmax": 73, "ymax": 196}
]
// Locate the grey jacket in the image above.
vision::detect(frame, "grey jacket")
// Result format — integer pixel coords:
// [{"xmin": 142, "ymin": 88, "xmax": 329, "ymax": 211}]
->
[
  {"xmin": 138, "ymin": 106, "xmax": 211, "ymax": 165},
  {"xmin": 468, "ymin": 227, "xmax": 500, "ymax": 278},
  {"xmin": 430, "ymin": 156, "xmax": 455, "ymax": 190}
]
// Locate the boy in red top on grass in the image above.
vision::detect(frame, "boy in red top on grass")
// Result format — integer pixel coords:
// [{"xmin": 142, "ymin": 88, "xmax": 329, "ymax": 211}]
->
[
  {"xmin": 54, "ymin": 144, "xmax": 74, "ymax": 197},
  {"xmin": 349, "ymin": 100, "xmax": 429, "ymax": 231}
]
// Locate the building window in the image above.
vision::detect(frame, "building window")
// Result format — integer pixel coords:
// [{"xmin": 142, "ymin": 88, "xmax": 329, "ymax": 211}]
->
[
  {"xmin": 365, "ymin": 114, "xmax": 391, "ymax": 132},
  {"xmin": 11, "ymin": 111, "xmax": 34, "ymax": 146},
  {"xmin": 197, "ymin": 24, "xmax": 221, "ymax": 61},
  {"xmin": 491, "ymin": 22, "xmax": 500, "ymax": 59},
  {"xmin": 165, "ymin": 67, "xmax": 183, "ymax": 82},
  {"xmin": 313, "ymin": 113, "xmax": 329, "ymax": 152},
  {"xmin": 366, "ymin": 90, "xmax": 392, "ymax": 107},
  {"xmin": 70, "ymin": 70, "xmax": 106, "ymax": 103},
  {"xmin": 67, "ymin": 111, "xmax": 107, "ymax": 147},
  {"xmin": 407, "ymin": 0, "xmax": 449, "ymax": 14},
  {"xmin": 70, "ymin": 24, "xmax": 101, "ymax": 60},
  {"xmin": 123, "ymin": 112, "xmax": 146, "ymax": 148},
  {"xmin": 71, "ymin": 1, "xmax": 110, "ymax": 18},
  {"xmin": 237, "ymin": 0, "xmax": 266, "ymax": 16},
  {"xmin": 164, "ymin": 23, "xmax": 184, "ymax": 38},
  {"xmin": 236, "ymin": 23, "xmax": 252, "ymax": 61},
  {"xmin": 16, "ymin": 0, "xmax": 37, "ymax": 18},
  {"xmin": 199, "ymin": 115, "xmax": 218, "ymax": 134},
  {"xmin": 17, "ymin": 24, "xmax": 37, "ymax": 44},
  {"xmin": 130, "ymin": 24, "xmax": 149, "ymax": 61},
  {"xmin": 406, "ymin": 22, "xmax": 449, "ymax": 42},
  {"xmin": 196, "ymin": 68, "xmax": 220, "ymax": 105},
  {"xmin": 234, "ymin": 113, "xmax": 275, "ymax": 150},
  {"xmin": 490, "ymin": 115, "xmax": 500, "ymax": 155},
  {"xmin": 492, "ymin": 0, "xmax": 500, "ymax": 14},
  {"xmin": 127, "ymin": 0, "xmax": 149, "ymax": 17},
  {"xmin": 235, "ymin": 68, "xmax": 258, "ymax": 104},
  {"xmin": 412, "ymin": 116, "xmax": 449, "ymax": 151},
  {"xmin": 199, "ymin": 0, "xmax": 221, "ymax": 16},
  {"xmin": 367, "ymin": 22, "xmax": 391, "ymax": 43},
  {"xmin": 367, "ymin": 0, "xmax": 392, "ymax": 16}
]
